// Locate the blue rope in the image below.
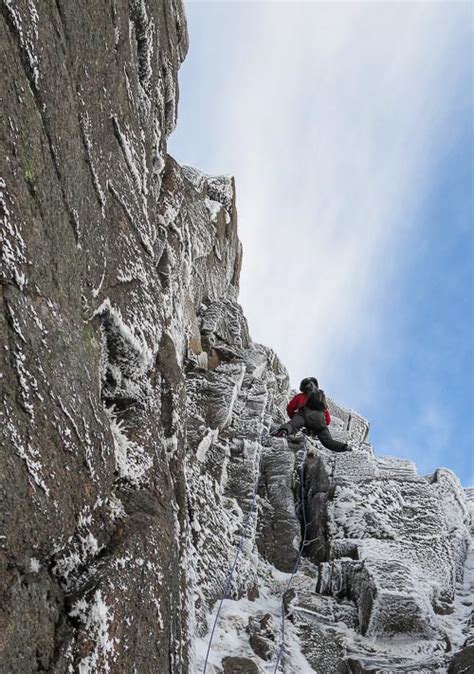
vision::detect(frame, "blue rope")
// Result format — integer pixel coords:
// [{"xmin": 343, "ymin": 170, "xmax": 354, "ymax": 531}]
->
[
  {"xmin": 273, "ymin": 446, "xmax": 309, "ymax": 673},
  {"xmin": 202, "ymin": 457, "xmax": 261, "ymax": 673}
]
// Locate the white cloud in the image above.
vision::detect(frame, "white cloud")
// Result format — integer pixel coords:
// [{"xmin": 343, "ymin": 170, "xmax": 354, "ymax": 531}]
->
[{"xmin": 181, "ymin": 2, "xmax": 470, "ymax": 401}]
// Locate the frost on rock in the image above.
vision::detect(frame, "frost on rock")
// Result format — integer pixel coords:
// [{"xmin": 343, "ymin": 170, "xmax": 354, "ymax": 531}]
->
[
  {"xmin": 1, "ymin": 0, "xmax": 193, "ymax": 671},
  {"xmin": 30, "ymin": 557, "xmax": 40, "ymax": 573},
  {"xmin": 184, "ymin": 298, "xmax": 290, "ymax": 643},
  {"xmin": 95, "ymin": 302, "xmax": 155, "ymax": 484},
  {"xmin": 16, "ymin": 443, "xmax": 50, "ymax": 496},
  {"xmin": 70, "ymin": 590, "xmax": 115, "ymax": 674},
  {"xmin": 96, "ymin": 301, "xmax": 153, "ymax": 405},
  {"xmin": 107, "ymin": 409, "xmax": 152, "ymax": 484},
  {"xmin": 1, "ymin": 0, "xmax": 472, "ymax": 671},
  {"xmin": 1, "ymin": 178, "xmax": 28, "ymax": 289},
  {"xmin": 3, "ymin": 0, "xmax": 41, "ymax": 88},
  {"xmin": 52, "ymin": 501, "xmax": 106, "ymax": 593},
  {"xmin": 184, "ymin": 292, "xmax": 472, "ymax": 671},
  {"xmin": 207, "ymin": 174, "xmax": 234, "ymax": 215},
  {"xmin": 79, "ymin": 109, "xmax": 106, "ymax": 216},
  {"xmin": 111, "ymin": 116, "xmax": 155, "ymax": 255},
  {"xmin": 205, "ymin": 196, "xmax": 223, "ymax": 223},
  {"xmin": 129, "ymin": 0, "xmax": 154, "ymax": 94},
  {"xmin": 183, "ymin": 165, "xmax": 234, "ymax": 222}
]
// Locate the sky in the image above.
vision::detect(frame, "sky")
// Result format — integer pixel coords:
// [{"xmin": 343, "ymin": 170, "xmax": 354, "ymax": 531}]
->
[{"xmin": 169, "ymin": 0, "xmax": 474, "ymax": 486}]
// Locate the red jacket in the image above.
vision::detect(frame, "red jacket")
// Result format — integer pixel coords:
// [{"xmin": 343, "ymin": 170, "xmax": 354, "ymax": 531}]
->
[{"xmin": 287, "ymin": 393, "xmax": 331, "ymax": 425}]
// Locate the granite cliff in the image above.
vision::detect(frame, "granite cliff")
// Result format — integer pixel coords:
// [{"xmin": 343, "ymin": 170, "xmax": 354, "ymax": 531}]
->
[{"xmin": 1, "ymin": 1, "xmax": 472, "ymax": 672}]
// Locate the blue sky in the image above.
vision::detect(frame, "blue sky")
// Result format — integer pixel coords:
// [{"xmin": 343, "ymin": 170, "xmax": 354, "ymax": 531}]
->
[{"xmin": 170, "ymin": 1, "xmax": 473, "ymax": 486}]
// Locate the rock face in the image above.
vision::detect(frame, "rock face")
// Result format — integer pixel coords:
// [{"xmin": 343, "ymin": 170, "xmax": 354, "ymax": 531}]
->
[{"xmin": 1, "ymin": 2, "xmax": 472, "ymax": 673}]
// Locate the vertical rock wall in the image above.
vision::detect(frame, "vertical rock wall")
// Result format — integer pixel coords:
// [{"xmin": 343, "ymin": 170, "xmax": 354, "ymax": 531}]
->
[
  {"xmin": 1, "ymin": 2, "xmax": 472, "ymax": 673},
  {"xmin": 1, "ymin": 1, "xmax": 240, "ymax": 671}
]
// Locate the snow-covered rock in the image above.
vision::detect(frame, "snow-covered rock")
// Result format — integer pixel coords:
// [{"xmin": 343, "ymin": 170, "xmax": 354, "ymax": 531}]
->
[{"xmin": 1, "ymin": 2, "xmax": 472, "ymax": 673}]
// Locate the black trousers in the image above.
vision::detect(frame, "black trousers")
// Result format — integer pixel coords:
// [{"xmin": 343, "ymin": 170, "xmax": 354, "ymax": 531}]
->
[
  {"xmin": 280, "ymin": 413, "xmax": 347, "ymax": 452},
  {"xmin": 312, "ymin": 427, "xmax": 348, "ymax": 452}
]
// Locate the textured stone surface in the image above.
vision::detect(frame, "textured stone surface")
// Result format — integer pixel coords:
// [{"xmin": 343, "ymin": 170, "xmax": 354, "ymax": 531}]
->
[
  {"xmin": 2, "ymin": 1, "xmax": 206, "ymax": 670},
  {"xmin": 448, "ymin": 645, "xmax": 474, "ymax": 674},
  {"xmin": 1, "ymin": 2, "xmax": 472, "ymax": 673},
  {"xmin": 256, "ymin": 443, "xmax": 300, "ymax": 572},
  {"xmin": 222, "ymin": 656, "xmax": 260, "ymax": 674}
]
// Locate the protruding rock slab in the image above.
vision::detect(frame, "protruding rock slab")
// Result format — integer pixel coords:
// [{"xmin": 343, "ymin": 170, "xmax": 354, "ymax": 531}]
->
[{"xmin": 257, "ymin": 442, "xmax": 300, "ymax": 572}]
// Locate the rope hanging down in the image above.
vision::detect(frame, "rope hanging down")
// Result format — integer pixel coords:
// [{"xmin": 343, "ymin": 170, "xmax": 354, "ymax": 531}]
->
[
  {"xmin": 273, "ymin": 444, "xmax": 310, "ymax": 673},
  {"xmin": 202, "ymin": 457, "xmax": 261, "ymax": 674}
]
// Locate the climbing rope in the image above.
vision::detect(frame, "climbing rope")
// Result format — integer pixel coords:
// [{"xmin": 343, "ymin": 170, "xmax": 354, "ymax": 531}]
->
[
  {"xmin": 273, "ymin": 442, "xmax": 310, "ymax": 673},
  {"xmin": 202, "ymin": 456, "xmax": 261, "ymax": 673}
]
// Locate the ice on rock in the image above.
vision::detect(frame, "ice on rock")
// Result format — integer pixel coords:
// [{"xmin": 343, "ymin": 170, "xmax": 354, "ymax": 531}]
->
[
  {"xmin": 205, "ymin": 197, "xmax": 223, "ymax": 223},
  {"xmin": 30, "ymin": 557, "xmax": 41, "ymax": 573},
  {"xmin": 206, "ymin": 174, "xmax": 235, "ymax": 214},
  {"xmin": 2, "ymin": 0, "xmax": 472, "ymax": 671},
  {"xmin": 183, "ymin": 292, "xmax": 471, "ymax": 669},
  {"xmin": 107, "ymin": 410, "xmax": 153, "ymax": 484},
  {"xmin": 70, "ymin": 590, "xmax": 115, "ymax": 673},
  {"xmin": 256, "ymin": 443, "xmax": 301, "ymax": 573},
  {"xmin": 183, "ymin": 165, "xmax": 234, "ymax": 224},
  {"xmin": 196, "ymin": 428, "xmax": 219, "ymax": 463},
  {"xmin": 376, "ymin": 455, "xmax": 420, "ymax": 480}
]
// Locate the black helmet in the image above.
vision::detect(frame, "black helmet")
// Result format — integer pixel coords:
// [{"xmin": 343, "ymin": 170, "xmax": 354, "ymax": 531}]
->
[{"xmin": 300, "ymin": 377, "xmax": 319, "ymax": 393}]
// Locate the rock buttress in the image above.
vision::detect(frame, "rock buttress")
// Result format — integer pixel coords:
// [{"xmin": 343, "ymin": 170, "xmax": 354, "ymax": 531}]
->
[
  {"xmin": 1, "ymin": 1, "xmax": 240, "ymax": 671},
  {"xmin": 1, "ymin": 2, "xmax": 473, "ymax": 673}
]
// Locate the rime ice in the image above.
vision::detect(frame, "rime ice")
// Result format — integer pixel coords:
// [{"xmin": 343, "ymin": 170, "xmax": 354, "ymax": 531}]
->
[{"xmin": 1, "ymin": 1, "xmax": 472, "ymax": 672}]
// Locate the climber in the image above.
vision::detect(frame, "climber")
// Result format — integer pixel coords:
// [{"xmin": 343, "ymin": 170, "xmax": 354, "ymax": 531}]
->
[{"xmin": 273, "ymin": 377, "xmax": 351, "ymax": 452}]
